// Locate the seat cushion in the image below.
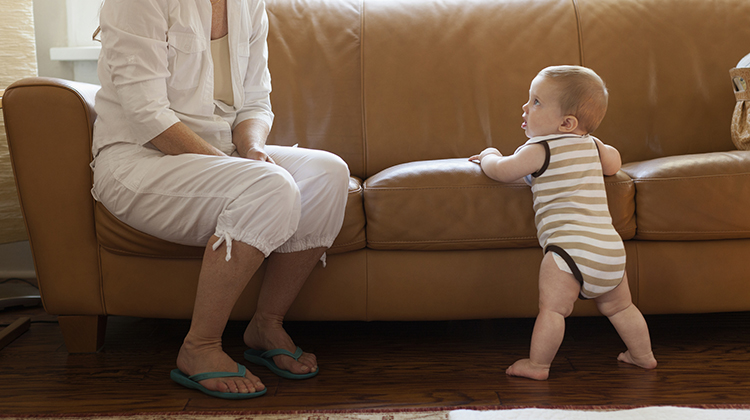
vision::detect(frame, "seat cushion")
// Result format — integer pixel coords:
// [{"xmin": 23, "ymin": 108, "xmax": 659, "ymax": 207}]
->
[
  {"xmin": 95, "ymin": 177, "xmax": 366, "ymax": 257},
  {"xmin": 622, "ymin": 151, "xmax": 750, "ymax": 240},
  {"xmin": 363, "ymin": 158, "xmax": 635, "ymax": 251}
]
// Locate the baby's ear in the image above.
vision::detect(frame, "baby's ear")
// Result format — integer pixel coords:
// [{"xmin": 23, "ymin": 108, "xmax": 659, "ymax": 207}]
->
[{"xmin": 559, "ymin": 115, "xmax": 579, "ymax": 133}]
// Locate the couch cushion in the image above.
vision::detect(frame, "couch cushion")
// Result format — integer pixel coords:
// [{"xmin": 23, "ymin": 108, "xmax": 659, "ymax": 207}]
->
[
  {"xmin": 622, "ymin": 151, "xmax": 750, "ymax": 240},
  {"xmin": 362, "ymin": 0, "xmax": 582, "ymax": 177},
  {"xmin": 577, "ymin": 0, "xmax": 750, "ymax": 163},
  {"xmin": 96, "ymin": 177, "xmax": 366, "ymax": 257},
  {"xmin": 265, "ymin": 0, "xmax": 366, "ymax": 178},
  {"xmin": 364, "ymin": 158, "xmax": 635, "ymax": 251}
]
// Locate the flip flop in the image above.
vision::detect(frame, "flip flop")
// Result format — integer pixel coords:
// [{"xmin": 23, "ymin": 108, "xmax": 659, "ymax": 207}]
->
[
  {"xmin": 170, "ymin": 363, "xmax": 267, "ymax": 399},
  {"xmin": 244, "ymin": 347, "xmax": 319, "ymax": 379}
]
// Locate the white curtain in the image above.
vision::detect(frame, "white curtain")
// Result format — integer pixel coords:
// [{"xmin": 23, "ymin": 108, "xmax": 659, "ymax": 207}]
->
[{"xmin": 0, "ymin": 0, "xmax": 38, "ymax": 244}]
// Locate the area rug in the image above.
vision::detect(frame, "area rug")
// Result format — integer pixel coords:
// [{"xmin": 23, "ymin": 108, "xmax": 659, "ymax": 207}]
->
[
  {"xmin": 4, "ymin": 407, "xmax": 750, "ymax": 420},
  {"xmin": 0, "ymin": 409, "xmax": 450, "ymax": 420},
  {"xmin": 450, "ymin": 406, "xmax": 750, "ymax": 420}
]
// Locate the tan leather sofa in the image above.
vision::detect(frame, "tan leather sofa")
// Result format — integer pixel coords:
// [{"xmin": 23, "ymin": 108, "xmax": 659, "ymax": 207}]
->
[{"xmin": 4, "ymin": 0, "xmax": 750, "ymax": 352}]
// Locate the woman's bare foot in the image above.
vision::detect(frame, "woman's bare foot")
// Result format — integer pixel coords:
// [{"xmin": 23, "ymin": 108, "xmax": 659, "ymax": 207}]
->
[
  {"xmin": 176, "ymin": 335, "xmax": 264, "ymax": 394},
  {"xmin": 506, "ymin": 358, "xmax": 550, "ymax": 380},
  {"xmin": 617, "ymin": 350, "xmax": 657, "ymax": 369},
  {"xmin": 243, "ymin": 314, "xmax": 318, "ymax": 375}
]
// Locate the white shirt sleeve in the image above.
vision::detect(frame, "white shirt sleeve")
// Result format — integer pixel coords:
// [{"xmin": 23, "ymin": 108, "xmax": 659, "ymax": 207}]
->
[
  {"xmin": 234, "ymin": 0, "xmax": 275, "ymax": 131},
  {"xmin": 99, "ymin": 0, "xmax": 180, "ymax": 144}
]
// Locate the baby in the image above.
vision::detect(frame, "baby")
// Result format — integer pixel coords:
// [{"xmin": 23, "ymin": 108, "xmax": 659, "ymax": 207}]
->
[{"xmin": 470, "ymin": 65, "xmax": 657, "ymax": 380}]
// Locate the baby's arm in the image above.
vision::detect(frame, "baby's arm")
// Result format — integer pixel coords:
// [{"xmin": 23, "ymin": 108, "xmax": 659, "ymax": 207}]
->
[
  {"xmin": 594, "ymin": 138, "xmax": 622, "ymax": 176},
  {"xmin": 469, "ymin": 145, "xmax": 546, "ymax": 183}
]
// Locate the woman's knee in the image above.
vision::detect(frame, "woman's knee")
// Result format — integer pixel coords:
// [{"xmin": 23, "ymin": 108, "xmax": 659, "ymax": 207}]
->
[
  {"xmin": 228, "ymin": 165, "xmax": 300, "ymax": 222},
  {"xmin": 257, "ymin": 166, "xmax": 300, "ymax": 214},
  {"xmin": 312, "ymin": 152, "xmax": 350, "ymax": 188}
]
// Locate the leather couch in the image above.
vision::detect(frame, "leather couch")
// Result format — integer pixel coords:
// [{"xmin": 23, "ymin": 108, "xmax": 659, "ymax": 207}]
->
[{"xmin": 4, "ymin": 0, "xmax": 750, "ymax": 352}]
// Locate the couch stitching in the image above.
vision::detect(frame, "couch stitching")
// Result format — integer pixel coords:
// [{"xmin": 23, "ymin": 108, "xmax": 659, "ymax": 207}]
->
[
  {"xmin": 367, "ymin": 237, "xmax": 540, "ymax": 244},
  {"xmin": 630, "ymin": 173, "xmax": 750, "ymax": 182},
  {"xmin": 359, "ymin": 0, "xmax": 368, "ymax": 179},
  {"xmin": 637, "ymin": 230, "xmax": 750, "ymax": 234},
  {"xmin": 572, "ymin": 0, "xmax": 585, "ymax": 67}
]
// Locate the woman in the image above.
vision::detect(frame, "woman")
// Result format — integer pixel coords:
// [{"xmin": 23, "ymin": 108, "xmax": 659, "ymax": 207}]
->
[{"xmin": 92, "ymin": 0, "xmax": 349, "ymax": 399}]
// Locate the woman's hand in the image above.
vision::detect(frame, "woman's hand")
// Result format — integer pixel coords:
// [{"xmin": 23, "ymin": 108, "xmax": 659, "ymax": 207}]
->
[
  {"xmin": 233, "ymin": 119, "xmax": 273, "ymax": 163},
  {"xmin": 150, "ymin": 122, "xmax": 228, "ymax": 157},
  {"xmin": 243, "ymin": 145, "xmax": 275, "ymax": 164}
]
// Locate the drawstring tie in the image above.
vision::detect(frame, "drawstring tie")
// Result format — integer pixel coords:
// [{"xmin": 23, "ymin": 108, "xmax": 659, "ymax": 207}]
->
[
  {"xmin": 212, "ymin": 232, "xmax": 233, "ymax": 261},
  {"xmin": 213, "ymin": 232, "xmax": 329, "ymax": 267}
]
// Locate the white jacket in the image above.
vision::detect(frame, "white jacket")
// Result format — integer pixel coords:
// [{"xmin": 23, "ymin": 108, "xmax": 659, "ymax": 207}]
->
[{"xmin": 92, "ymin": 0, "xmax": 274, "ymax": 158}]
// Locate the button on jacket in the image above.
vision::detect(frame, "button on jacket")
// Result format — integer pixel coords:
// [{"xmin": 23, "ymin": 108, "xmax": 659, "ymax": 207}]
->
[{"xmin": 92, "ymin": 0, "xmax": 274, "ymax": 158}]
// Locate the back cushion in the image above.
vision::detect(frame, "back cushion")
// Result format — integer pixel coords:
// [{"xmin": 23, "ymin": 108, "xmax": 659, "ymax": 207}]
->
[
  {"xmin": 579, "ymin": 0, "xmax": 750, "ymax": 163},
  {"xmin": 266, "ymin": 0, "xmax": 366, "ymax": 177},
  {"xmin": 362, "ymin": 0, "xmax": 581, "ymax": 177}
]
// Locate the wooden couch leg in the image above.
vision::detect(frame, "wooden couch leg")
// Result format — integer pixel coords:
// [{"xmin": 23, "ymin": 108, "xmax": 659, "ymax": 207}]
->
[{"xmin": 58, "ymin": 315, "xmax": 107, "ymax": 353}]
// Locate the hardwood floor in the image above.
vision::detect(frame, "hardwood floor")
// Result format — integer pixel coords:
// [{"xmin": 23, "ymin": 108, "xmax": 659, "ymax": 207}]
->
[{"xmin": 0, "ymin": 305, "xmax": 749, "ymax": 414}]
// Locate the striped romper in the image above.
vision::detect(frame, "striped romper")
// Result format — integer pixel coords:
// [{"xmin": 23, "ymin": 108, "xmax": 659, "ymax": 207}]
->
[{"xmin": 522, "ymin": 134, "xmax": 626, "ymax": 299}]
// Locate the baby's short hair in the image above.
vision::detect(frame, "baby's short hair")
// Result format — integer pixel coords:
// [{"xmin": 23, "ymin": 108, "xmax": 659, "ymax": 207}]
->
[{"xmin": 538, "ymin": 65, "xmax": 609, "ymax": 133}]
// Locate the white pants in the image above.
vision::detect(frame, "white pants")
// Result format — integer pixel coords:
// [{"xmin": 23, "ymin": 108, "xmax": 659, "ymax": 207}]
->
[{"xmin": 92, "ymin": 143, "xmax": 350, "ymax": 261}]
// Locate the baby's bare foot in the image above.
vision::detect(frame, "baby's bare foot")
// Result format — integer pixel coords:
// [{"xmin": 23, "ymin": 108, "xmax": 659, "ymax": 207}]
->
[
  {"xmin": 617, "ymin": 351, "xmax": 657, "ymax": 369},
  {"xmin": 506, "ymin": 358, "xmax": 550, "ymax": 381}
]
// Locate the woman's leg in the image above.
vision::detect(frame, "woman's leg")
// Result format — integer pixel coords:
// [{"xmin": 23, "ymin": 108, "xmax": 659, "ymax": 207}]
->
[
  {"xmin": 176, "ymin": 237, "xmax": 266, "ymax": 394},
  {"xmin": 95, "ymin": 149, "xmax": 304, "ymax": 393},
  {"xmin": 243, "ymin": 247, "xmax": 326, "ymax": 374},
  {"xmin": 242, "ymin": 146, "xmax": 349, "ymax": 374}
]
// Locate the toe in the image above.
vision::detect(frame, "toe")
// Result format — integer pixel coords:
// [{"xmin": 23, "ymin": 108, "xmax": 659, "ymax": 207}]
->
[
  {"xmin": 273, "ymin": 351, "xmax": 317, "ymax": 375},
  {"xmin": 224, "ymin": 379, "xmax": 239, "ymax": 393},
  {"xmin": 236, "ymin": 379, "xmax": 250, "ymax": 394},
  {"xmin": 212, "ymin": 379, "xmax": 231, "ymax": 393},
  {"xmin": 301, "ymin": 352, "xmax": 318, "ymax": 369},
  {"xmin": 238, "ymin": 371, "xmax": 263, "ymax": 393},
  {"xmin": 252, "ymin": 378, "xmax": 265, "ymax": 392}
]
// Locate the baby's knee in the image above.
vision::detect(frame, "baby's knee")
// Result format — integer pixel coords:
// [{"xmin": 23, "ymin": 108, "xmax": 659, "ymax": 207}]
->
[
  {"xmin": 538, "ymin": 296, "xmax": 576, "ymax": 318},
  {"xmin": 596, "ymin": 298, "xmax": 633, "ymax": 318}
]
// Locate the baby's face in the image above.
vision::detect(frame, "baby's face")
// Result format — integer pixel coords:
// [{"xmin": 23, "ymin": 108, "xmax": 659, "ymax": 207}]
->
[{"xmin": 521, "ymin": 76, "xmax": 566, "ymax": 138}]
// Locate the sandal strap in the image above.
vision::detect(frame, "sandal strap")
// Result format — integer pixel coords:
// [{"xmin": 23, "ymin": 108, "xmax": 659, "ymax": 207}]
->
[
  {"xmin": 260, "ymin": 346, "xmax": 303, "ymax": 361},
  {"xmin": 189, "ymin": 363, "xmax": 247, "ymax": 382}
]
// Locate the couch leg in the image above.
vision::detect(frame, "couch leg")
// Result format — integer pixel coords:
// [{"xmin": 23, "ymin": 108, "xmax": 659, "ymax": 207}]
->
[{"xmin": 58, "ymin": 315, "xmax": 107, "ymax": 353}]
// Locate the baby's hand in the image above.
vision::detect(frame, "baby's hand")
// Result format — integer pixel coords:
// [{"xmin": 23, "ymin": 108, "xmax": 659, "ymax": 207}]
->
[{"xmin": 469, "ymin": 147, "xmax": 503, "ymax": 164}]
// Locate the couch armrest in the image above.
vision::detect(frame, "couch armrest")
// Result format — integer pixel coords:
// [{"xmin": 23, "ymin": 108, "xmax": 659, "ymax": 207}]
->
[{"xmin": 2, "ymin": 77, "xmax": 104, "ymax": 315}]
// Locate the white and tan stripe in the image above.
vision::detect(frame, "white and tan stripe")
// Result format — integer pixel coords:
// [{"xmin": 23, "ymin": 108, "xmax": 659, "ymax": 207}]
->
[{"xmin": 524, "ymin": 134, "xmax": 626, "ymax": 299}]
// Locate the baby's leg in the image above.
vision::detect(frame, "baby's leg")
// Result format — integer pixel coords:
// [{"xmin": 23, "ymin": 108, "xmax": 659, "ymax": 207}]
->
[
  {"xmin": 595, "ymin": 274, "xmax": 657, "ymax": 369},
  {"xmin": 507, "ymin": 253, "xmax": 581, "ymax": 380}
]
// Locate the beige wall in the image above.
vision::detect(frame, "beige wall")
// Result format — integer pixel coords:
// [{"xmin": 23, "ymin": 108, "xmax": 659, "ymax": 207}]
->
[{"xmin": 34, "ymin": 0, "xmax": 74, "ymax": 80}]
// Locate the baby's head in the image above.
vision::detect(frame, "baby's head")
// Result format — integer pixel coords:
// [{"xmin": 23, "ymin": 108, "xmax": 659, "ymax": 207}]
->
[{"xmin": 522, "ymin": 65, "xmax": 608, "ymax": 137}]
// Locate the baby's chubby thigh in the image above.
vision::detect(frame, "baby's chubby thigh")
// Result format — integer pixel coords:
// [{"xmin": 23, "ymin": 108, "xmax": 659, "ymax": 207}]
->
[{"xmin": 538, "ymin": 252, "xmax": 581, "ymax": 317}]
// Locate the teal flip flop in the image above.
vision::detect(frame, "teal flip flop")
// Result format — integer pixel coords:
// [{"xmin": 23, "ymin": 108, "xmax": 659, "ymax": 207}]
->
[
  {"xmin": 244, "ymin": 347, "xmax": 318, "ymax": 379},
  {"xmin": 170, "ymin": 363, "xmax": 267, "ymax": 399}
]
